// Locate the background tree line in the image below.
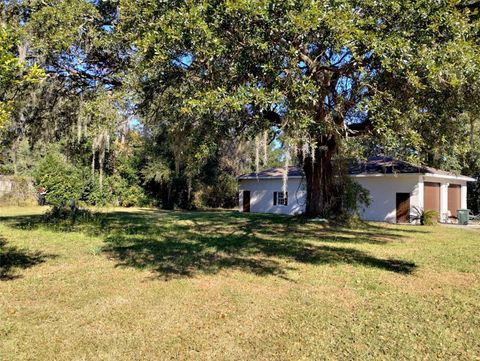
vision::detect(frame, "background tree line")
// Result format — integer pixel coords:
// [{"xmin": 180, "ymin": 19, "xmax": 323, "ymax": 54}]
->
[{"xmin": 0, "ymin": 0, "xmax": 479, "ymax": 214}]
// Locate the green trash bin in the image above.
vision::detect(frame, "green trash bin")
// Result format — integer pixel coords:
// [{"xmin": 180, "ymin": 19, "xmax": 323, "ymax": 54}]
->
[{"xmin": 457, "ymin": 209, "xmax": 469, "ymax": 225}]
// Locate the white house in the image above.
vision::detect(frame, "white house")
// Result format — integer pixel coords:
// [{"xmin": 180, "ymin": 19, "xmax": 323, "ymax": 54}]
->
[{"xmin": 238, "ymin": 157, "xmax": 476, "ymax": 223}]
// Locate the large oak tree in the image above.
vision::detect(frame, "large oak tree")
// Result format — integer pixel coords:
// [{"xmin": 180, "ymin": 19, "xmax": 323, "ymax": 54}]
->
[{"xmin": 120, "ymin": 0, "xmax": 480, "ymax": 217}]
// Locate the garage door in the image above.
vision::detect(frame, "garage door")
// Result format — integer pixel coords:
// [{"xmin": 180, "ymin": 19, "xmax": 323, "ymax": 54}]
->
[
  {"xmin": 448, "ymin": 184, "xmax": 461, "ymax": 217},
  {"xmin": 424, "ymin": 182, "xmax": 440, "ymax": 213}
]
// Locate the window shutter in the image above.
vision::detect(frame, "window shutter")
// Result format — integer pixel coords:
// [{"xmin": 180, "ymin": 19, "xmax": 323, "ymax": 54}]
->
[
  {"xmin": 285, "ymin": 192, "xmax": 288, "ymax": 206},
  {"xmin": 273, "ymin": 192, "xmax": 277, "ymax": 206}
]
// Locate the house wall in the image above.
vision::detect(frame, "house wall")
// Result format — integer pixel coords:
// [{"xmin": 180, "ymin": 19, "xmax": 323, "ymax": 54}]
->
[
  {"xmin": 352, "ymin": 175, "xmax": 421, "ymax": 223},
  {"xmin": 354, "ymin": 174, "xmax": 469, "ymax": 223},
  {"xmin": 238, "ymin": 174, "xmax": 471, "ymax": 221},
  {"xmin": 461, "ymin": 184, "xmax": 467, "ymax": 209},
  {"xmin": 238, "ymin": 178, "xmax": 306, "ymax": 215}
]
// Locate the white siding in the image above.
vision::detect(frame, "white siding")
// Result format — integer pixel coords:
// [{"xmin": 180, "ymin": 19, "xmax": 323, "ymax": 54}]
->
[
  {"xmin": 238, "ymin": 174, "xmax": 472, "ymax": 221},
  {"xmin": 239, "ymin": 178, "xmax": 306, "ymax": 215},
  {"xmin": 461, "ymin": 184, "xmax": 468, "ymax": 209},
  {"xmin": 353, "ymin": 175, "xmax": 421, "ymax": 223},
  {"xmin": 440, "ymin": 182, "xmax": 449, "ymax": 217},
  {"xmin": 418, "ymin": 177, "xmax": 425, "ymax": 209}
]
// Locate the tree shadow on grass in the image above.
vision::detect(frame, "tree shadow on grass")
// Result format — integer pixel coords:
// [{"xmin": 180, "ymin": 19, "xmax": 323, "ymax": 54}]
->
[
  {"xmin": 103, "ymin": 234, "xmax": 294, "ymax": 280},
  {"xmin": 2, "ymin": 209, "xmax": 418, "ymax": 280},
  {"xmin": 0, "ymin": 238, "xmax": 57, "ymax": 281},
  {"xmin": 2, "ymin": 209, "xmax": 163, "ymax": 237},
  {"xmin": 102, "ymin": 230, "xmax": 417, "ymax": 281}
]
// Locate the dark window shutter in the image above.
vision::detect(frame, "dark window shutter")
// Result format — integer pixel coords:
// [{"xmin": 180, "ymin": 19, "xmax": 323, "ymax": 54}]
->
[
  {"xmin": 285, "ymin": 192, "xmax": 288, "ymax": 206},
  {"xmin": 273, "ymin": 192, "xmax": 277, "ymax": 206}
]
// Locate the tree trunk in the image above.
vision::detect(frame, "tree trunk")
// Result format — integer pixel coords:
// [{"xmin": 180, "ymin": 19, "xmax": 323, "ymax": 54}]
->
[
  {"xmin": 12, "ymin": 139, "xmax": 19, "ymax": 176},
  {"xmin": 163, "ymin": 182, "xmax": 174, "ymax": 210},
  {"xmin": 470, "ymin": 118, "xmax": 475, "ymax": 148},
  {"xmin": 91, "ymin": 148, "xmax": 95, "ymax": 176},
  {"xmin": 99, "ymin": 148, "xmax": 105, "ymax": 190},
  {"xmin": 99, "ymin": 166, "xmax": 103, "ymax": 190},
  {"xmin": 303, "ymin": 135, "xmax": 341, "ymax": 218}
]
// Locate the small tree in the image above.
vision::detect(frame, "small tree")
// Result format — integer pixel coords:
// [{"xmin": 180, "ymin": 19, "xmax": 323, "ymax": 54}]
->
[{"xmin": 34, "ymin": 152, "xmax": 85, "ymax": 209}]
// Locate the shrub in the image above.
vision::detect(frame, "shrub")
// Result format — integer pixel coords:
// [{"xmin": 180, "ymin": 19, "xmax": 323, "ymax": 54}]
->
[
  {"xmin": 82, "ymin": 175, "xmax": 108, "ymax": 207},
  {"xmin": 193, "ymin": 174, "xmax": 238, "ymax": 209},
  {"xmin": 106, "ymin": 174, "xmax": 146, "ymax": 207},
  {"xmin": 80, "ymin": 173, "xmax": 146, "ymax": 207},
  {"xmin": 411, "ymin": 206, "xmax": 439, "ymax": 225},
  {"xmin": 33, "ymin": 153, "xmax": 85, "ymax": 208},
  {"xmin": 33, "ymin": 150, "xmax": 147, "ymax": 209},
  {"xmin": 341, "ymin": 177, "xmax": 371, "ymax": 216}
]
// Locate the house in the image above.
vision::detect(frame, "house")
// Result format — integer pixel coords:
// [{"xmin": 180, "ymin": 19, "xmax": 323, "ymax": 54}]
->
[{"xmin": 237, "ymin": 157, "xmax": 476, "ymax": 223}]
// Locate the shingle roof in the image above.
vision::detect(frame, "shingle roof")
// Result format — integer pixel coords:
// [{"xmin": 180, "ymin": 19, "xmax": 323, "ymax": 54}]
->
[
  {"xmin": 237, "ymin": 166, "xmax": 304, "ymax": 179},
  {"xmin": 238, "ymin": 157, "xmax": 468, "ymax": 179},
  {"xmin": 348, "ymin": 156, "xmax": 457, "ymax": 176}
]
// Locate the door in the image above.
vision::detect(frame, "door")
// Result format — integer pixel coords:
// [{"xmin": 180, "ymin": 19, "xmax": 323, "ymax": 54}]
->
[
  {"xmin": 243, "ymin": 191, "xmax": 251, "ymax": 212},
  {"xmin": 396, "ymin": 193, "xmax": 410, "ymax": 223},
  {"xmin": 448, "ymin": 184, "xmax": 461, "ymax": 217},
  {"xmin": 424, "ymin": 182, "xmax": 440, "ymax": 213}
]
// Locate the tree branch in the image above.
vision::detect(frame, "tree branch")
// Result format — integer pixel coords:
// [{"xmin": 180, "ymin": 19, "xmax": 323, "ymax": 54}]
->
[{"xmin": 346, "ymin": 119, "xmax": 372, "ymax": 136}]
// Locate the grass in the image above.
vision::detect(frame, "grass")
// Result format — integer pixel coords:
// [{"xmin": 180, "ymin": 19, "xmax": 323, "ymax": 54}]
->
[{"xmin": 0, "ymin": 206, "xmax": 479, "ymax": 360}]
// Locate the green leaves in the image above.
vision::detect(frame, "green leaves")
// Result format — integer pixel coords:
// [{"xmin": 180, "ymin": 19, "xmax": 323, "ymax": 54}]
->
[
  {"xmin": 2, "ymin": 0, "xmax": 479, "ymax": 213},
  {"xmin": 141, "ymin": 159, "xmax": 172, "ymax": 184},
  {"xmin": 34, "ymin": 152, "xmax": 85, "ymax": 207},
  {"xmin": 0, "ymin": 27, "xmax": 45, "ymax": 128},
  {"xmin": 116, "ymin": 0, "xmax": 480, "ymax": 200},
  {"xmin": 27, "ymin": 0, "xmax": 101, "ymax": 53}
]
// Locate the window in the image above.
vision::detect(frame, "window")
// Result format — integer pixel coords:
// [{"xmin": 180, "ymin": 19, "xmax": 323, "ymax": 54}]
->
[{"xmin": 273, "ymin": 191, "xmax": 288, "ymax": 206}]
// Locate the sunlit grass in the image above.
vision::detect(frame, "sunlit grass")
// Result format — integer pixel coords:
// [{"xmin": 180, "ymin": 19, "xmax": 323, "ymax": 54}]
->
[{"xmin": 1, "ymin": 206, "xmax": 479, "ymax": 360}]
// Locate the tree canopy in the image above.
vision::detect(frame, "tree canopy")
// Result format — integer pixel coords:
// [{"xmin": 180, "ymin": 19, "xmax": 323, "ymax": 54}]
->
[{"xmin": 119, "ymin": 0, "xmax": 480, "ymax": 216}]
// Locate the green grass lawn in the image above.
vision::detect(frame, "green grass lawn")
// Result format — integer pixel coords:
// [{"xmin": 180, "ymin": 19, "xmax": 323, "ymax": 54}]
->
[{"xmin": 1, "ymin": 206, "xmax": 479, "ymax": 360}]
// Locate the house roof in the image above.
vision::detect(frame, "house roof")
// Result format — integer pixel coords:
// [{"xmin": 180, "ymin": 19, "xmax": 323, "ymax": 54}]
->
[
  {"xmin": 237, "ymin": 166, "xmax": 304, "ymax": 179},
  {"xmin": 238, "ymin": 157, "xmax": 476, "ymax": 181},
  {"xmin": 348, "ymin": 156, "xmax": 454, "ymax": 176}
]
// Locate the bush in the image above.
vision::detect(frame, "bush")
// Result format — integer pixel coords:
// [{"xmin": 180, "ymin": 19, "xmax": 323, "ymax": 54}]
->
[
  {"xmin": 33, "ymin": 153, "xmax": 86, "ymax": 208},
  {"xmin": 33, "ymin": 150, "xmax": 147, "ymax": 209},
  {"xmin": 341, "ymin": 177, "xmax": 371, "ymax": 216},
  {"xmin": 193, "ymin": 174, "xmax": 238, "ymax": 209},
  {"xmin": 411, "ymin": 206, "xmax": 439, "ymax": 225},
  {"xmin": 106, "ymin": 174, "xmax": 146, "ymax": 207},
  {"xmin": 79, "ymin": 173, "xmax": 146, "ymax": 207},
  {"xmin": 120, "ymin": 185, "xmax": 146, "ymax": 207},
  {"xmin": 82, "ymin": 176, "xmax": 108, "ymax": 207}
]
